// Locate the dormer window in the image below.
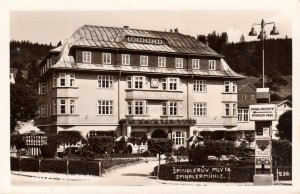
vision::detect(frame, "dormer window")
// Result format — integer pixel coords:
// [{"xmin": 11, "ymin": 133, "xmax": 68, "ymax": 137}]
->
[
  {"xmin": 127, "ymin": 36, "xmax": 164, "ymax": 45},
  {"xmin": 82, "ymin": 51, "xmax": 91, "ymax": 63},
  {"xmin": 209, "ymin": 60, "xmax": 216, "ymax": 70}
]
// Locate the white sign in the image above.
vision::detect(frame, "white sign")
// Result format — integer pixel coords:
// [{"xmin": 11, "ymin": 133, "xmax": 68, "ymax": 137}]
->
[
  {"xmin": 255, "ymin": 139, "xmax": 271, "ymax": 157},
  {"xmin": 249, "ymin": 104, "xmax": 276, "ymax": 121}
]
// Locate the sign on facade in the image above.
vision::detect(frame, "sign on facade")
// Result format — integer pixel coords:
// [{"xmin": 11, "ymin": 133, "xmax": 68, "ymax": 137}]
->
[
  {"xmin": 255, "ymin": 139, "xmax": 271, "ymax": 156},
  {"xmin": 249, "ymin": 104, "xmax": 276, "ymax": 121},
  {"xmin": 255, "ymin": 157, "xmax": 271, "ymax": 169}
]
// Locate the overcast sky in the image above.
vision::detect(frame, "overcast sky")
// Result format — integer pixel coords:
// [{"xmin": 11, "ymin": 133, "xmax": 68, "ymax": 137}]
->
[{"xmin": 10, "ymin": 10, "xmax": 292, "ymax": 45}]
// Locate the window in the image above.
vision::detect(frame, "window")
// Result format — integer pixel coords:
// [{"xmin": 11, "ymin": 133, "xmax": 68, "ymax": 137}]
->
[
  {"xmin": 169, "ymin": 102, "xmax": 178, "ymax": 116},
  {"xmin": 59, "ymin": 73, "xmax": 66, "ymax": 87},
  {"xmin": 224, "ymin": 81, "xmax": 230, "ymax": 93},
  {"xmin": 40, "ymin": 104, "xmax": 45, "ymax": 118},
  {"xmin": 193, "ymin": 102, "xmax": 207, "ymax": 116},
  {"xmin": 60, "ymin": 100, "xmax": 66, "ymax": 114},
  {"xmin": 82, "ymin": 51, "xmax": 91, "ymax": 63},
  {"xmin": 127, "ymin": 76, "xmax": 146, "ymax": 89},
  {"xmin": 175, "ymin": 58, "xmax": 183, "ymax": 68},
  {"xmin": 209, "ymin": 60, "xmax": 216, "ymax": 70},
  {"xmin": 140, "ymin": 56, "xmax": 148, "ymax": 66},
  {"xmin": 158, "ymin": 57, "xmax": 166, "ymax": 67},
  {"xmin": 161, "ymin": 78, "xmax": 167, "ymax": 90},
  {"xmin": 232, "ymin": 81, "xmax": 237, "ymax": 93},
  {"xmin": 241, "ymin": 94, "xmax": 247, "ymax": 99},
  {"xmin": 169, "ymin": 78, "xmax": 178, "ymax": 90},
  {"xmin": 53, "ymin": 73, "xmax": 76, "ymax": 87},
  {"xmin": 40, "ymin": 82, "xmax": 46, "ymax": 94},
  {"xmin": 192, "ymin": 59, "xmax": 200, "ymax": 69},
  {"xmin": 98, "ymin": 100, "xmax": 113, "ymax": 115},
  {"xmin": 224, "ymin": 81, "xmax": 237, "ymax": 93},
  {"xmin": 98, "ymin": 75, "xmax": 113, "ymax": 88},
  {"xmin": 122, "ymin": 54, "xmax": 130, "ymax": 65},
  {"xmin": 127, "ymin": 102, "xmax": 132, "ymax": 115},
  {"xmin": 135, "ymin": 101, "xmax": 144, "ymax": 115},
  {"xmin": 88, "ymin": 131, "xmax": 97, "ymax": 137},
  {"xmin": 238, "ymin": 109, "xmax": 249, "ymax": 122},
  {"xmin": 127, "ymin": 100, "xmax": 148, "ymax": 115},
  {"xmin": 52, "ymin": 100, "xmax": 57, "ymax": 115},
  {"xmin": 172, "ymin": 131, "xmax": 185, "ymax": 146},
  {"xmin": 53, "ymin": 74, "xmax": 57, "ymax": 87},
  {"xmin": 69, "ymin": 100, "xmax": 75, "ymax": 114},
  {"xmin": 233, "ymin": 103, "xmax": 237, "ymax": 116},
  {"xmin": 162, "ymin": 102, "xmax": 167, "ymax": 116},
  {"xmin": 224, "ymin": 103, "xmax": 237, "ymax": 117},
  {"xmin": 69, "ymin": 74, "xmax": 75, "ymax": 87},
  {"xmin": 127, "ymin": 76, "xmax": 132, "ymax": 88},
  {"xmin": 193, "ymin": 80, "xmax": 206, "ymax": 92},
  {"xmin": 225, "ymin": 103, "xmax": 230, "ymax": 116},
  {"xmin": 250, "ymin": 94, "xmax": 255, "ymax": 100},
  {"xmin": 102, "ymin": 53, "xmax": 111, "ymax": 64},
  {"xmin": 134, "ymin": 76, "xmax": 143, "ymax": 89}
]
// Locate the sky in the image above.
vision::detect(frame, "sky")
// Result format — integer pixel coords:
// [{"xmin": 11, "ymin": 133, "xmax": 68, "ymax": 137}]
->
[{"xmin": 10, "ymin": 10, "xmax": 292, "ymax": 45}]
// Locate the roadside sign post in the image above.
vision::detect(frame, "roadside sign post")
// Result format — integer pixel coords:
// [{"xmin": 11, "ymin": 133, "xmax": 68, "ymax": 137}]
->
[{"xmin": 250, "ymin": 88, "xmax": 276, "ymax": 186}]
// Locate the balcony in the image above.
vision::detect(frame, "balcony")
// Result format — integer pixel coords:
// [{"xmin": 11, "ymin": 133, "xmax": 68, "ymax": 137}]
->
[
  {"xmin": 222, "ymin": 116, "xmax": 238, "ymax": 126},
  {"xmin": 125, "ymin": 89, "xmax": 183, "ymax": 100},
  {"xmin": 52, "ymin": 87, "xmax": 79, "ymax": 97},
  {"xmin": 222, "ymin": 93, "xmax": 237, "ymax": 102}
]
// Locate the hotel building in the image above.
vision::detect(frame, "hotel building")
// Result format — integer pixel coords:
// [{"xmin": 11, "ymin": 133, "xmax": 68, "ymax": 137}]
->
[{"xmin": 35, "ymin": 25, "xmax": 244, "ymax": 149}]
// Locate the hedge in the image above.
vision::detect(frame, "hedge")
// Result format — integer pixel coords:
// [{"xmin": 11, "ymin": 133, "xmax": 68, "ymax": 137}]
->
[
  {"xmin": 11, "ymin": 157, "xmax": 20, "ymax": 171},
  {"xmin": 100, "ymin": 158, "xmax": 140, "ymax": 169},
  {"xmin": 40, "ymin": 159, "xmax": 67, "ymax": 174},
  {"xmin": 155, "ymin": 164, "xmax": 291, "ymax": 182},
  {"xmin": 68, "ymin": 160, "xmax": 100, "ymax": 176},
  {"xmin": 20, "ymin": 158, "xmax": 39, "ymax": 172}
]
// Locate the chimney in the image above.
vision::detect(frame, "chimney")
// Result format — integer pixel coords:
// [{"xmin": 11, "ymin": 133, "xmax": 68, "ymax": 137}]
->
[
  {"xmin": 170, "ymin": 29, "xmax": 173, "ymax": 33},
  {"xmin": 124, "ymin": 26, "xmax": 129, "ymax": 30},
  {"xmin": 174, "ymin": 28, "xmax": 179, "ymax": 33}
]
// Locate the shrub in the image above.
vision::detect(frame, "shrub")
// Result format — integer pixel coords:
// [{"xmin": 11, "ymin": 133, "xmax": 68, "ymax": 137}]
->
[
  {"xmin": 188, "ymin": 144, "xmax": 208, "ymax": 165},
  {"xmin": 272, "ymin": 140, "xmax": 292, "ymax": 166},
  {"xmin": 224, "ymin": 131, "xmax": 242, "ymax": 141},
  {"xmin": 276, "ymin": 111, "xmax": 292, "ymax": 141},
  {"xmin": 229, "ymin": 166, "xmax": 254, "ymax": 182},
  {"xmin": 68, "ymin": 160, "xmax": 99, "ymax": 176},
  {"xmin": 199, "ymin": 131, "xmax": 213, "ymax": 140},
  {"xmin": 244, "ymin": 131, "xmax": 255, "ymax": 143},
  {"xmin": 20, "ymin": 158, "xmax": 39, "ymax": 172},
  {"xmin": 205, "ymin": 140, "xmax": 235, "ymax": 159},
  {"xmin": 87, "ymin": 136, "xmax": 114, "ymax": 156},
  {"xmin": 95, "ymin": 130, "xmax": 116, "ymax": 137},
  {"xmin": 211, "ymin": 131, "xmax": 225, "ymax": 140},
  {"xmin": 40, "ymin": 159, "xmax": 67, "ymax": 173},
  {"xmin": 11, "ymin": 157, "xmax": 20, "ymax": 171},
  {"xmin": 173, "ymin": 146, "xmax": 188, "ymax": 163}
]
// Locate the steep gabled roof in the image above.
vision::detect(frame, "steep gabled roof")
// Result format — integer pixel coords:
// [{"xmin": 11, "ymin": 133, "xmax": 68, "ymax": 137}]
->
[
  {"xmin": 238, "ymin": 99, "xmax": 256, "ymax": 108},
  {"xmin": 69, "ymin": 25, "xmax": 221, "ymax": 57},
  {"xmin": 48, "ymin": 25, "xmax": 244, "ymax": 79},
  {"xmin": 271, "ymin": 100, "xmax": 292, "ymax": 107},
  {"xmin": 238, "ymin": 83, "xmax": 256, "ymax": 94}
]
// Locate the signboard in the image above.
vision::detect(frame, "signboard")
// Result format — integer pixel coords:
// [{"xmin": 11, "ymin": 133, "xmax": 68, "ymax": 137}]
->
[
  {"xmin": 249, "ymin": 104, "xmax": 276, "ymax": 121},
  {"xmin": 171, "ymin": 166, "xmax": 231, "ymax": 181},
  {"xmin": 255, "ymin": 139, "xmax": 271, "ymax": 156},
  {"xmin": 255, "ymin": 157, "xmax": 271, "ymax": 169}
]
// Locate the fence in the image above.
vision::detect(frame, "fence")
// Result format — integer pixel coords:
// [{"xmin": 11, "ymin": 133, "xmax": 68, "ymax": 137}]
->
[{"xmin": 11, "ymin": 157, "xmax": 140, "ymax": 176}]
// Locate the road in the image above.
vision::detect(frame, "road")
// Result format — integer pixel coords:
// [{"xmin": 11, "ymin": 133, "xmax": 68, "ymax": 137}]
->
[{"xmin": 12, "ymin": 159, "xmax": 167, "ymax": 186}]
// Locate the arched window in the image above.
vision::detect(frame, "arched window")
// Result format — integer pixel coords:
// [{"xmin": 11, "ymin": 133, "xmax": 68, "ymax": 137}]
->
[
  {"xmin": 172, "ymin": 131, "xmax": 185, "ymax": 146},
  {"xmin": 88, "ymin": 130, "xmax": 97, "ymax": 137}
]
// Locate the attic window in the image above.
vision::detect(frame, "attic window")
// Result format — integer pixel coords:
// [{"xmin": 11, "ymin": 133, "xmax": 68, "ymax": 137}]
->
[{"xmin": 127, "ymin": 36, "xmax": 163, "ymax": 45}]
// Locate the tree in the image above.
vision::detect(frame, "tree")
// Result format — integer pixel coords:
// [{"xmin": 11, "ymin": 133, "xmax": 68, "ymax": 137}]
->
[
  {"xmin": 197, "ymin": 34, "xmax": 207, "ymax": 44},
  {"xmin": 173, "ymin": 146, "xmax": 187, "ymax": 163},
  {"xmin": 276, "ymin": 110, "xmax": 292, "ymax": 142},
  {"xmin": 240, "ymin": 34, "xmax": 245, "ymax": 43},
  {"xmin": 10, "ymin": 83, "xmax": 38, "ymax": 134},
  {"xmin": 10, "ymin": 134, "xmax": 26, "ymax": 157},
  {"xmin": 148, "ymin": 138, "xmax": 173, "ymax": 179}
]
